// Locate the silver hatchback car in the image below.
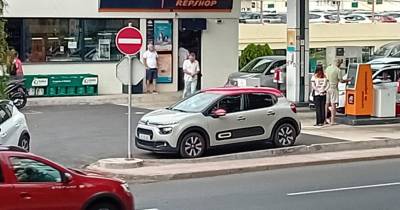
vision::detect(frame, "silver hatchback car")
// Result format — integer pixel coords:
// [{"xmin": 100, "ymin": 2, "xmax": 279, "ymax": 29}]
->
[{"xmin": 135, "ymin": 87, "xmax": 301, "ymax": 158}]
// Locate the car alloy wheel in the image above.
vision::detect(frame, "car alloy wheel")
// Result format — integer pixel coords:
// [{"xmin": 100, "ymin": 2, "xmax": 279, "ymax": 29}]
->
[
  {"xmin": 18, "ymin": 135, "xmax": 30, "ymax": 151},
  {"xmin": 180, "ymin": 132, "xmax": 206, "ymax": 158},
  {"xmin": 274, "ymin": 124, "xmax": 296, "ymax": 147}
]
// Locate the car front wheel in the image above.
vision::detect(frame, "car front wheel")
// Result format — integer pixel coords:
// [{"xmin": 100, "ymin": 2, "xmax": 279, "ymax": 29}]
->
[
  {"xmin": 18, "ymin": 134, "xmax": 30, "ymax": 151},
  {"xmin": 179, "ymin": 132, "xmax": 206, "ymax": 158},
  {"xmin": 87, "ymin": 202, "xmax": 118, "ymax": 210},
  {"xmin": 273, "ymin": 123, "xmax": 296, "ymax": 147}
]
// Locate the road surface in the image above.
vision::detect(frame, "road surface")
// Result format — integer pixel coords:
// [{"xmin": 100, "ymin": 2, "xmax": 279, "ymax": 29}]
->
[{"xmin": 133, "ymin": 158, "xmax": 400, "ymax": 210}]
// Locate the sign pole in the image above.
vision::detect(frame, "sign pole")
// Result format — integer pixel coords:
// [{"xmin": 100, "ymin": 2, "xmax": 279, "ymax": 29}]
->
[{"xmin": 127, "ymin": 55, "xmax": 133, "ymax": 159}]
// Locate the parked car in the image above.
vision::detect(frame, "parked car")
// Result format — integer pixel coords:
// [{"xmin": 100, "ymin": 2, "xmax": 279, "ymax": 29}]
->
[
  {"xmin": 376, "ymin": 15, "xmax": 397, "ymax": 23},
  {"xmin": 367, "ymin": 57, "xmax": 400, "ymax": 70},
  {"xmin": 340, "ymin": 14, "xmax": 372, "ymax": 23},
  {"xmin": 135, "ymin": 87, "xmax": 301, "ymax": 158},
  {"xmin": 0, "ymin": 146, "xmax": 134, "ymax": 210},
  {"xmin": 372, "ymin": 42, "xmax": 400, "ymax": 60},
  {"xmin": 0, "ymin": 101, "xmax": 30, "ymax": 151},
  {"xmin": 382, "ymin": 12, "xmax": 400, "ymax": 22},
  {"xmin": 227, "ymin": 56, "xmax": 286, "ymax": 87},
  {"xmin": 309, "ymin": 13, "xmax": 338, "ymax": 23}
]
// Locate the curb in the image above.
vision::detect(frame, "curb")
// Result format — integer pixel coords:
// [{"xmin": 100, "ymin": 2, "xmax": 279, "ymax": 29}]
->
[
  {"xmin": 87, "ymin": 148, "xmax": 400, "ymax": 183},
  {"xmin": 139, "ymin": 139, "xmax": 400, "ymax": 165}
]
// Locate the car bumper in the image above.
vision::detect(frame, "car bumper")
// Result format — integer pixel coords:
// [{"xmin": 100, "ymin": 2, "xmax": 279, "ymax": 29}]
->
[
  {"xmin": 135, "ymin": 124, "xmax": 179, "ymax": 153},
  {"xmin": 135, "ymin": 137, "xmax": 178, "ymax": 153}
]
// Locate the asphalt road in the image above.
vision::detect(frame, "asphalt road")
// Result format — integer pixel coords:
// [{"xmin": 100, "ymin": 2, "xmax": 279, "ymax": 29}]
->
[
  {"xmin": 23, "ymin": 104, "xmax": 346, "ymax": 168},
  {"xmin": 132, "ymin": 158, "xmax": 400, "ymax": 210}
]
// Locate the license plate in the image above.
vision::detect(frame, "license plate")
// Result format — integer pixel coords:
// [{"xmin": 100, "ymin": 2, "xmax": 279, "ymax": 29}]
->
[{"xmin": 139, "ymin": 133, "xmax": 151, "ymax": 141}]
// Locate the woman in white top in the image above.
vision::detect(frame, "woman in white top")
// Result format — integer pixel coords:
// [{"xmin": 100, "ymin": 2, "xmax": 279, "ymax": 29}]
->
[{"xmin": 311, "ymin": 65, "xmax": 330, "ymax": 126}]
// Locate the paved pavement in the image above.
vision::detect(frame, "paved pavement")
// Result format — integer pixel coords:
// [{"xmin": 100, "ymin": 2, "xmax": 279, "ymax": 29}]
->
[
  {"xmin": 23, "ymin": 104, "xmax": 346, "ymax": 168},
  {"xmin": 132, "ymin": 158, "xmax": 400, "ymax": 210}
]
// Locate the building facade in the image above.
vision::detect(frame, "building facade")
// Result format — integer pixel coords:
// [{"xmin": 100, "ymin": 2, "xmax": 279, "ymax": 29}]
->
[{"xmin": 4, "ymin": 0, "xmax": 240, "ymax": 94}]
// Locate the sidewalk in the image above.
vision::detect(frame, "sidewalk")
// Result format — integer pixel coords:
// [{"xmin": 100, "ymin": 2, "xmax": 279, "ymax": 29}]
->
[
  {"xmin": 88, "ymin": 147, "xmax": 400, "ymax": 183},
  {"xmin": 27, "ymin": 92, "xmax": 182, "ymax": 108}
]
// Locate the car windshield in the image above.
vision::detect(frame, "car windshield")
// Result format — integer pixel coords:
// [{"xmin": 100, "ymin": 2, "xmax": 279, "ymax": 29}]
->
[
  {"xmin": 375, "ymin": 45, "xmax": 393, "ymax": 56},
  {"xmin": 240, "ymin": 58, "xmax": 272, "ymax": 73},
  {"xmin": 170, "ymin": 92, "xmax": 222, "ymax": 113}
]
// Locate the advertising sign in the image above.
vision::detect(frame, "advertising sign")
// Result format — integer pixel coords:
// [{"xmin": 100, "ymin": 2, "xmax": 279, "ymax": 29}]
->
[
  {"xmin": 157, "ymin": 54, "xmax": 173, "ymax": 83},
  {"xmin": 99, "ymin": 0, "xmax": 233, "ymax": 12},
  {"xmin": 154, "ymin": 20, "xmax": 172, "ymax": 51}
]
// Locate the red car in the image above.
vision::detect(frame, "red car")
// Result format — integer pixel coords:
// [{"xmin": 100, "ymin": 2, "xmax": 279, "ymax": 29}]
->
[{"xmin": 0, "ymin": 146, "xmax": 134, "ymax": 210}]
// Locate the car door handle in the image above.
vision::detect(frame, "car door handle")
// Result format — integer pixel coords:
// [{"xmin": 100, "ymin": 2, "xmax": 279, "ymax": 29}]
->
[
  {"xmin": 20, "ymin": 192, "xmax": 32, "ymax": 200},
  {"xmin": 15, "ymin": 123, "xmax": 21, "ymax": 128},
  {"xmin": 237, "ymin": 116, "xmax": 246, "ymax": 121},
  {"xmin": 1, "ymin": 132, "xmax": 7, "ymax": 138},
  {"xmin": 266, "ymin": 110, "xmax": 276, "ymax": 116}
]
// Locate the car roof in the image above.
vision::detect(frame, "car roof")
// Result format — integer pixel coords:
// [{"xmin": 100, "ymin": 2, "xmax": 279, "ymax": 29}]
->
[
  {"xmin": 203, "ymin": 87, "xmax": 283, "ymax": 96},
  {"xmin": 368, "ymin": 57, "xmax": 400, "ymax": 64},
  {"xmin": 256, "ymin": 56, "xmax": 286, "ymax": 61}
]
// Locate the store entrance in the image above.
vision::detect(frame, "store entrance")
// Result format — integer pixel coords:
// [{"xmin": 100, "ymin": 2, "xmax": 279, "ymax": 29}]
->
[{"xmin": 178, "ymin": 28, "xmax": 202, "ymax": 91}]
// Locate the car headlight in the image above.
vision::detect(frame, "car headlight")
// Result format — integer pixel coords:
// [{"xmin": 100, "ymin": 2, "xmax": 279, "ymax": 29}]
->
[
  {"xmin": 121, "ymin": 183, "xmax": 130, "ymax": 193},
  {"xmin": 159, "ymin": 127, "xmax": 173, "ymax": 135}
]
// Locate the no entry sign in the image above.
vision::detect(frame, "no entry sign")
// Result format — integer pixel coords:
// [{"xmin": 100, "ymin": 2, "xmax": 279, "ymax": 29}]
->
[{"xmin": 115, "ymin": 26, "xmax": 143, "ymax": 56}]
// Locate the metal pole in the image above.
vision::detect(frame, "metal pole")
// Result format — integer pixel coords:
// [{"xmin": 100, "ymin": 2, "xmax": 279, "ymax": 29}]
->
[
  {"xmin": 372, "ymin": 0, "xmax": 375, "ymax": 23},
  {"xmin": 260, "ymin": 0, "xmax": 264, "ymax": 24},
  {"xmin": 127, "ymin": 22, "xmax": 133, "ymax": 159},
  {"xmin": 337, "ymin": 1, "xmax": 341, "ymax": 23},
  {"xmin": 127, "ymin": 55, "xmax": 133, "ymax": 159}
]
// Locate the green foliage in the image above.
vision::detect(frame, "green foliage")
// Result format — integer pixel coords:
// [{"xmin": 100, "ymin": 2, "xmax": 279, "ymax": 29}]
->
[
  {"xmin": 0, "ymin": 0, "xmax": 9, "ymax": 100},
  {"xmin": 239, "ymin": 43, "xmax": 273, "ymax": 69}
]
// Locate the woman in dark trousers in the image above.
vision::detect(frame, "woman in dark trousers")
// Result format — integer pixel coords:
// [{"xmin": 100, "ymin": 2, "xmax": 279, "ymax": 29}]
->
[{"xmin": 311, "ymin": 65, "xmax": 330, "ymax": 126}]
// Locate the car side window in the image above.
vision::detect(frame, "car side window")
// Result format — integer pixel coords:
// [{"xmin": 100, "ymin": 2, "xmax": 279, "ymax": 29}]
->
[
  {"xmin": 376, "ymin": 70, "xmax": 395, "ymax": 82},
  {"xmin": 246, "ymin": 93, "xmax": 277, "ymax": 110},
  {"xmin": 0, "ymin": 106, "xmax": 11, "ymax": 124},
  {"xmin": 267, "ymin": 60, "xmax": 286, "ymax": 75},
  {"xmin": 214, "ymin": 95, "xmax": 242, "ymax": 114},
  {"xmin": 10, "ymin": 157, "xmax": 62, "ymax": 183}
]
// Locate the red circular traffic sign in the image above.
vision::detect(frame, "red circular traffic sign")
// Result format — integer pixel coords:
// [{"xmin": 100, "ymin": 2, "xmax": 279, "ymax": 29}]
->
[{"xmin": 115, "ymin": 26, "xmax": 143, "ymax": 56}]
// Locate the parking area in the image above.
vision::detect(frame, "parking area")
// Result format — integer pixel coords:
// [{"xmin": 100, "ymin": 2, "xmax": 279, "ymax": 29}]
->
[{"xmin": 23, "ymin": 104, "xmax": 347, "ymax": 168}]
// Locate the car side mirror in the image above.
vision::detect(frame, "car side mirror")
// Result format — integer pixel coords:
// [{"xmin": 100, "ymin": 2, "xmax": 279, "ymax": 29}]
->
[
  {"xmin": 63, "ymin": 172, "xmax": 73, "ymax": 183},
  {"xmin": 212, "ymin": 109, "xmax": 227, "ymax": 118}
]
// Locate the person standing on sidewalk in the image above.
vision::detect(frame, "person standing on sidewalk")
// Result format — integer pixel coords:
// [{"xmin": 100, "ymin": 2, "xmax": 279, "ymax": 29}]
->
[
  {"xmin": 182, "ymin": 52, "xmax": 200, "ymax": 98},
  {"xmin": 311, "ymin": 65, "xmax": 330, "ymax": 126},
  {"xmin": 10, "ymin": 51, "xmax": 24, "ymax": 80},
  {"xmin": 143, "ymin": 44, "xmax": 159, "ymax": 94},
  {"xmin": 325, "ymin": 59, "xmax": 350, "ymax": 125}
]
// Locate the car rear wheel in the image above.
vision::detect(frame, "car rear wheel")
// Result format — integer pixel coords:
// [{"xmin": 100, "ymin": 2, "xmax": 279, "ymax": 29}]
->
[
  {"xmin": 273, "ymin": 123, "xmax": 296, "ymax": 147},
  {"xmin": 179, "ymin": 132, "xmax": 206, "ymax": 158},
  {"xmin": 18, "ymin": 134, "xmax": 30, "ymax": 151},
  {"xmin": 87, "ymin": 202, "xmax": 118, "ymax": 210}
]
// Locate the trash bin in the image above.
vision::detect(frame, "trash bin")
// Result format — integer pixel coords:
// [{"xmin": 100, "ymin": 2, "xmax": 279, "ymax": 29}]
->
[
  {"xmin": 47, "ymin": 74, "xmax": 98, "ymax": 97},
  {"xmin": 373, "ymin": 82, "xmax": 398, "ymax": 118}
]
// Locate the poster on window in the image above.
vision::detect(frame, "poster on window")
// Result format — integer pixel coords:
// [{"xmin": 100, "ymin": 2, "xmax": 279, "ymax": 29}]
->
[
  {"xmin": 153, "ymin": 20, "xmax": 172, "ymax": 51},
  {"xmin": 157, "ymin": 54, "xmax": 172, "ymax": 83},
  {"xmin": 98, "ymin": 39, "xmax": 111, "ymax": 60}
]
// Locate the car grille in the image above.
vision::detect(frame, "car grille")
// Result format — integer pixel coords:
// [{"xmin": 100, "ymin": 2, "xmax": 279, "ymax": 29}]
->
[{"xmin": 137, "ymin": 128, "xmax": 153, "ymax": 139}]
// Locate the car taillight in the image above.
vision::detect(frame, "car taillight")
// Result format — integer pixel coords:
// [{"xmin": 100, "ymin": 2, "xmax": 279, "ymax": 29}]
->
[{"xmin": 290, "ymin": 103, "xmax": 297, "ymax": 113}]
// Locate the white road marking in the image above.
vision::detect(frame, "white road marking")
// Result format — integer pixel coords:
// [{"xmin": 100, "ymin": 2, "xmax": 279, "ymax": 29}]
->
[
  {"xmin": 287, "ymin": 182, "xmax": 400, "ymax": 196},
  {"xmin": 118, "ymin": 38, "xmax": 142, "ymax": 44},
  {"xmin": 139, "ymin": 208, "xmax": 159, "ymax": 210},
  {"xmin": 124, "ymin": 112, "xmax": 145, "ymax": 115},
  {"xmin": 22, "ymin": 111, "xmax": 43, "ymax": 115}
]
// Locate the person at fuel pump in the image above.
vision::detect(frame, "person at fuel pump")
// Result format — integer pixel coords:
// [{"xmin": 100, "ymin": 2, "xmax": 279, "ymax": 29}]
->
[
  {"xmin": 311, "ymin": 65, "xmax": 330, "ymax": 126},
  {"xmin": 325, "ymin": 59, "xmax": 350, "ymax": 125},
  {"xmin": 182, "ymin": 52, "xmax": 200, "ymax": 98}
]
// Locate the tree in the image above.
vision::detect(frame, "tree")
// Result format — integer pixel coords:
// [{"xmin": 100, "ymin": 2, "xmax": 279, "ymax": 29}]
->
[
  {"xmin": 0, "ymin": 0, "xmax": 9, "ymax": 99},
  {"xmin": 239, "ymin": 43, "xmax": 273, "ymax": 69}
]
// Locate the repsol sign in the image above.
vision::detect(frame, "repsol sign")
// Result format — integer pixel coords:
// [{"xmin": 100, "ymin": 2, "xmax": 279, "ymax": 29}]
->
[{"xmin": 99, "ymin": 0, "xmax": 233, "ymax": 12}]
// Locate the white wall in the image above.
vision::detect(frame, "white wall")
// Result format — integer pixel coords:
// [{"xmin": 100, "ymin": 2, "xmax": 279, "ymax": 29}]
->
[
  {"xmin": 202, "ymin": 18, "xmax": 239, "ymax": 88},
  {"xmin": 23, "ymin": 63, "xmax": 122, "ymax": 95}
]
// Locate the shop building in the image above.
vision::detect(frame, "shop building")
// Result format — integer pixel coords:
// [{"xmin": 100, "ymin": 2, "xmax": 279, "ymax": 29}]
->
[{"xmin": 4, "ymin": 0, "xmax": 240, "ymax": 94}]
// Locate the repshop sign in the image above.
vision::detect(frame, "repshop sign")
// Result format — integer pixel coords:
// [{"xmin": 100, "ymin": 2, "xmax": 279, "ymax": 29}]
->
[{"xmin": 99, "ymin": 0, "xmax": 233, "ymax": 12}]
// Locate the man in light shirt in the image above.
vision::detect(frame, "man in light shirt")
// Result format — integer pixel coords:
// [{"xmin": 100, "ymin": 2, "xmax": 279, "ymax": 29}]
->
[
  {"xmin": 178, "ymin": 46, "xmax": 190, "ymax": 90},
  {"xmin": 182, "ymin": 52, "xmax": 200, "ymax": 98},
  {"xmin": 143, "ymin": 44, "xmax": 159, "ymax": 94}
]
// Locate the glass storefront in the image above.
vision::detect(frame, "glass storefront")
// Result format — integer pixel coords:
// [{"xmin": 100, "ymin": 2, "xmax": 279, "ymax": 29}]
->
[{"xmin": 6, "ymin": 18, "xmax": 139, "ymax": 63}]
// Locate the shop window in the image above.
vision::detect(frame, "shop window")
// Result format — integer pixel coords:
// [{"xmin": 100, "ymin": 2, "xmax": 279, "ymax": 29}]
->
[{"xmin": 12, "ymin": 18, "xmax": 139, "ymax": 63}]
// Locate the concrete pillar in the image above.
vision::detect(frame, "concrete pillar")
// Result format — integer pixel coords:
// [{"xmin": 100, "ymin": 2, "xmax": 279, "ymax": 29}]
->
[{"xmin": 286, "ymin": 0, "xmax": 310, "ymax": 103}]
